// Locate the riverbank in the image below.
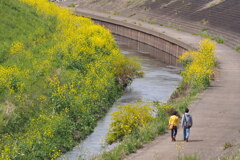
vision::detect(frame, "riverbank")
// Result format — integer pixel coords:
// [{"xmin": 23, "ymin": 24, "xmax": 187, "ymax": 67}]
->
[
  {"xmin": 59, "ymin": 35, "xmax": 182, "ymax": 160},
  {"xmin": 63, "ymin": 7, "xmax": 240, "ymax": 160}
]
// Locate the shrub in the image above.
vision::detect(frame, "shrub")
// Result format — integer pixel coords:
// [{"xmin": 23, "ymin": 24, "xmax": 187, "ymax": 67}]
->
[
  {"xmin": 178, "ymin": 39, "xmax": 216, "ymax": 89},
  {"xmin": 106, "ymin": 103, "xmax": 155, "ymax": 144}
]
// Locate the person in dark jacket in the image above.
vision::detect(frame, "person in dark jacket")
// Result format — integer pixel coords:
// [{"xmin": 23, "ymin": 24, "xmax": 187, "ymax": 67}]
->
[{"xmin": 181, "ymin": 108, "xmax": 193, "ymax": 142}]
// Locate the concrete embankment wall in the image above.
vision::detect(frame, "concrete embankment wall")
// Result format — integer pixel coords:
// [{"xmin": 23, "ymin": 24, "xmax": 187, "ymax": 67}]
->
[{"xmin": 75, "ymin": 10, "xmax": 195, "ymax": 66}]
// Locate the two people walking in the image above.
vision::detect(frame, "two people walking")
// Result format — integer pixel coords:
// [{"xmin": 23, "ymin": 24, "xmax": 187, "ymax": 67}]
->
[{"xmin": 168, "ymin": 108, "xmax": 193, "ymax": 142}]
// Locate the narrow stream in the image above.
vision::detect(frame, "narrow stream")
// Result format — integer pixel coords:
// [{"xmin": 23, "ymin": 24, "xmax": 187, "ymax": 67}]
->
[{"xmin": 59, "ymin": 35, "xmax": 182, "ymax": 160}]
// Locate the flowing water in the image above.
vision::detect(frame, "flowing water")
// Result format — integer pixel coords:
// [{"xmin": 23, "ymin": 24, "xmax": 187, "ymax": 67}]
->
[{"xmin": 59, "ymin": 35, "xmax": 182, "ymax": 160}]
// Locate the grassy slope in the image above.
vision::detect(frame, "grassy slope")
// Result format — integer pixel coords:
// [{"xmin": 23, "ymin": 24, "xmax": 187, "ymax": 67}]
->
[
  {"xmin": 0, "ymin": 0, "xmax": 56, "ymax": 62},
  {"xmin": 0, "ymin": 0, "xmax": 140, "ymax": 159},
  {"xmin": 0, "ymin": 0, "xmax": 57, "ymax": 132}
]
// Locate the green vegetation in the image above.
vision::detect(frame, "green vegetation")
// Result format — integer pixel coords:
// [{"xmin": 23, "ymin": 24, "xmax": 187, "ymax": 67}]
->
[
  {"xmin": 138, "ymin": 18, "xmax": 148, "ymax": 22},
  {"xmin": 67, "ymin": 3, "xmax": 76, "ymax": 7},
  {"xmin": 234, "ymin": 45, "xmax": 240, "ymax": 51},
  {"xmin": 201, "ymin": 28, "xmax": 209, "ymax": 32},
  {"xmin": 95, "ymin": 39, "xmax": 216, "ymax": 159},
  {"xmin": 0, "ymin": 0, "xmax": 140, "ymax": 159},
  {"xmin": 112, "ymin": 11, "xmax": 121, "ymax": 16},
  {"xmin": 194, "ymin": 31, "xmax": 224, "ymax": 44},
  {"xmin": 128, "ymin": 13, "xmax": 136, "ymax": 17},
  {"xmin": 178, "ymin": 155, "xmax": 200, "ymax": 160},
  {"xmin": 127, "ymin": 0, "xmax": 146, "ymax": 6},
  {"xmin": 209, "ymin": 0, "xmax": 224, "ymax": 7},
  {"xmin": 138, "ymin": 18, "xmax": 158, "ymax": 25},
  {"xmin": 106, "ymin": 102, "xmax": 155, "ymax": 144},
  {"xmin": 96, "ymin": 103, "xmax": 169, "ymax": 160},
  {"xmin": 149, "ymin": 20, "xmax": 158, "ymax": 24},
  {"xmin": 199, "ymin": 19, "xmax": 208, "ymax": 25},
  {"xmin": 165, "ymin": 24, "xmax": 182, "ymax": 31},
  {"xmin": 214, "ymin": 37, "xmax": 224, "ymax": 44},
  {"xmin": 178, "ymin": 39, "xmax": 216, "ymax": 89},
  {"xmin": 224, "ymin": 142, "xmax": 235, "ymax": 150},
  {"xmin": 220, "ymin": 148, "xmax": 240, "ymax": 160},
  {"xmin": 178, "ymin": 144, "xmax": 240, "ymax": 159}
]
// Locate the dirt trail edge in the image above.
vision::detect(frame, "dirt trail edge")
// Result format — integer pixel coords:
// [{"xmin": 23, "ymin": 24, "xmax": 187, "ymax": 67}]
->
[{"xmin": 61, "ymin": 6, "xmax": 240, "ymax": 160}]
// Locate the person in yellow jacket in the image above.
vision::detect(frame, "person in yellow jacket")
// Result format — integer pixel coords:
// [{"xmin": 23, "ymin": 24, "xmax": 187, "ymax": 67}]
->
[{"xmin": 168, "ymin": 111, "xmax": 179, "ymax": 142}]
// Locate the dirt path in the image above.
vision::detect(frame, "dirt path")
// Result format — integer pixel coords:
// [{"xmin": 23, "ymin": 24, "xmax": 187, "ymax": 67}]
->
[{"xmin": 58, "ymin": 3, "xmax": 240, "ymax": 159}]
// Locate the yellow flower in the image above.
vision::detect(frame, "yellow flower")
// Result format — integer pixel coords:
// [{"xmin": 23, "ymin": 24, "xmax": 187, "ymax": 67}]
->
[
  {"xmin": 9, "ymin": 42, "xmax": 24, "ymax": 55},
  {"xmin": 179, "ymin": 39, "xmax": 216, "ymax": 88}
]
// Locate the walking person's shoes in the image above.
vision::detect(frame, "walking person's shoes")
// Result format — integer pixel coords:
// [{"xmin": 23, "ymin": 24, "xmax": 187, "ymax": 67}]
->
[
  {"xmin": 186, "ymin": 138, "xmax": 188, "ymax": 142},
  {"xmin": 171, "ymin": 136, "xmax": 176, "ymax": 142},
  {"xmin": 173, "ymin": 136, "xmax": 176, "ymax": 141}
]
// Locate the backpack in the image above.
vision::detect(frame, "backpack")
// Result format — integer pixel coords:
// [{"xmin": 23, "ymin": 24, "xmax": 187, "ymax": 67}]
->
[{"xmin": 184, "ymin": 114, "xmax": 192, "ymax": 128}]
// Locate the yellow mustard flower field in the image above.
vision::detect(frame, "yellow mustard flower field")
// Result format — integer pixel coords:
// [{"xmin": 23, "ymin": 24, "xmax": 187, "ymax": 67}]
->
[{"xmin": 0, "ymin": 0, "xmax": 140, "ymax": 159}]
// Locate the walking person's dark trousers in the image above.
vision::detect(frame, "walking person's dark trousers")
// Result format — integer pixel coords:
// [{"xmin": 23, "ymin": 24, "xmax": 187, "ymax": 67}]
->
[{"xmin": 171, "ymin": 126, "xmax": 177, "ymax": 138}]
